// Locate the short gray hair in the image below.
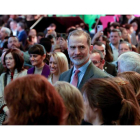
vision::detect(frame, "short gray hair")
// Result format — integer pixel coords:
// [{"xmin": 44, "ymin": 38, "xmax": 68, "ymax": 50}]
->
[
  {"xmin": 68, "ymin": 29, "xmax": 91, "ymax": 46},
  {"xmin": 1, "ymin": 27, "xmax": 11, "ymax": 36},
  {"xmin": 119, "ymin": 41, "xmax": 132, "ymax": 50},
  {"xmin": 118, "ymin": 51, "xmax": 140, "ymax": 72}
]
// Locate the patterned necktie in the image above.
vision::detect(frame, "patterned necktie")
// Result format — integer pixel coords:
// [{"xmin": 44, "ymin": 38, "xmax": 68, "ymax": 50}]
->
[{"xmin": 71, "ymin": 70, "xmax": 80, "ymax": 87}]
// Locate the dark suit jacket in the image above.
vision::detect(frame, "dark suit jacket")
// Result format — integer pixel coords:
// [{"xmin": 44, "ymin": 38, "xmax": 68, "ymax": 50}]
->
[
  {"xmin": 27, "ymin": 64, "xmax": 50, "ymax": 78},
  {"xmin": 18, "ymin": 30, "xmax": 27, "ymax": 46},
  {"xmin": 59, "ymin": 62, "xmax": 110, "ymax": 91},
  {"xmin": 104, "ymin": 61, "xmax": 117, "ymax": 76}
]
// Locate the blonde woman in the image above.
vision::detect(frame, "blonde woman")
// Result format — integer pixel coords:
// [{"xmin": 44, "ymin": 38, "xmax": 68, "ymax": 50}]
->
[
  {"xmin": 48, "ymin": 52, "xmax": 69, "ymax": 84},
  {"xmin": 54, "ymin": 81, "xmax": 84, "ymax": 125}
]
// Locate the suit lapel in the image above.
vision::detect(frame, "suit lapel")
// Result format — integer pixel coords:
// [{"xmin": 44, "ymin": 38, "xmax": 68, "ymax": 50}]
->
[
  {"xmin": 63, "ymin": 68, "xmax": 73, "ymax": 82},
  {"xmin": 78, "ymin": 62, "xmax": 94, "ymax": 90}
]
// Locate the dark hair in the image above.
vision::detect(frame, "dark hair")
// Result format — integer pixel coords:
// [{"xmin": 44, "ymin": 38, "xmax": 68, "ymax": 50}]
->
[
  {"xmin": 93, "ymin": 41, "xmax": 103, "ymax": 46},
  {"xmin": 82, "ymin": 78, "xmax": 140, "ymax": 125},
  {"xmin": 28, "ymin": 44, "xmax": 46, "ymax": 56},
  {"xmin": 91, "ymin": 49, "xmax": 104, "ymax": 60},
  {"xmin": 4, "ymin": 48, "xmax": 24, "ymax": 73},
  {"xmin": 40, "ymin": 38, "xmax": 52, "ymax": 53},
  {"xmin": 124, "ymin": 24, "xmax": 132, "ymax": 30},
  {"xmin": 17, "ymin": 22, "xmax": 25, "ymax": 29},
  {"xmin": 110, "ymin": 22, "xmax": 120, "ymax": 28},
  {"xmin": 3, "ymin": 74, "xmax": 65, "ymax": 125},
  {"xmin": 37, "ymin": 32, "xmax": 45, "ymax": 37}
]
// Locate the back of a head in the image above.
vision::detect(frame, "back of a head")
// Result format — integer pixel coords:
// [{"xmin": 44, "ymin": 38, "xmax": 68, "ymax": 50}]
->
[
  {"xmin": 4, "ymin": 74, "xmax": 65, "ymax": 125},
  {"xmin": 118, "ymin": 71, "xmax": 140, "ymax": 105},
  {"xmin": 40, "ymin": 38, "xmax": 52, "ymax": 53},
  {"xmin": 118, "ymin": 51, "xmax": 140, "ymax": 72},
  {"xmin": 82, "ymin": 78, "xmax": 140, "ymax": 125},
  {"xmin": 54, "ymin": 81, "xmax": 84, "ymax": 125}
]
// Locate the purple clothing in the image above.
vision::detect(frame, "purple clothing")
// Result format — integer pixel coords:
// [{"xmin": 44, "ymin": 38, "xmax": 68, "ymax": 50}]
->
[{"xmin": 27, "ymin": 64, "xmax": 50, "ymax": 78}]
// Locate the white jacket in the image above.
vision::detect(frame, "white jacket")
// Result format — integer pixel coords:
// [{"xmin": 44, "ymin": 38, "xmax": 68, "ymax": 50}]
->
[{"xmin": 0, "ymin": 69, "xmax": 27, "ymax": 104}]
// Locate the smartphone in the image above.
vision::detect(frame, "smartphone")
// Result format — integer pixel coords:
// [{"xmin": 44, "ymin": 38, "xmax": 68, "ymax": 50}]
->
[{"xmin": 97, "ymin": 25, "xmax": 103, "ymax": 32}]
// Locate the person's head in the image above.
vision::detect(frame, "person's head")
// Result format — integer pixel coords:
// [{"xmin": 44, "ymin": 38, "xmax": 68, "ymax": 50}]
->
[
  {"xmin": 82, "ymin": 78, "xmax": 140, "ymax": 125},
  {"xmin": 28, "ymin": 44, "xmax": 46, "ymax": 68},
  {"xmin": 49, "ymin": 23, "xmax": 56, "ymax": 31},
  {"xmin": 37, "ymin": 32, "xmax": 45, "ymax": 44},
  {"xmin": 93, "ymin": 41, "xmax": 106, "ymax": 57},
  {"xmin": 118, "ymin": 51, "xmax": 140, "ymax": 73},
  {"xmin": 3, "ymin": 48, "xmax": 24, "ymax": 72},
  {"xmin": 67, "ymin": 29, "xmax": 92, "ymax": 69},
  {"xmin": 28, "ymin": 29, "xmax": 37, "ymax": 37},
  {"xmin": 131, "ymin": 21, "xmax": 138, "ymax": 31},
  {"xmin": 110, "ymin": 29, "xmax": 121, "ymax": 46},
  {"xmin": 110, "ymin": 22, "xmax": 120, "ymax": 31},
  {"xmin": 10, "ymin": 20, "xmax": 17, "ymax": 31},
  {"xmin": 0, "ymin": 27, "xmax": 11, "ymax": 41},
  {"xmin": 119, "ymin": 27, "xmax": 128, "ymax": 40},
  {"xmin": 3, "ymin": 74, "xmax": 65, "ymax": 125},
  {"xmin": 49, "ymin": 52, "xmax": 68, "ymax": 76},
  {"xmin": 7, "ymin": 36, "xmax": 20, "ymax": 49},
  {"xmin": 118, "ymin": 71, "xmax": 140, "ymax": 106},
  {"xmin": 46, "ymin": 34, "xmax": 56, "ymax": 45},
  {"xmin": 108, "ymin": 77, "xmax": 140, "ymax": 109},
  {"xmin": 90, "ymin": 49, "xmax": 105, "ymax": 70},
  {"xmin": 124, "ymin": 24, "xmax": 134, "ymax": 34},
  {"xmin": 54, "ymin": 81, "xmax": 84, "ymax": 125},
  {"xmin": 17, "ymin": 22, "xmax": 25, "ymax": 31},
  {"xmin": 53, "ymin": 44, "xmax": 62, "ymax": 52},
  {"xmin": 118, "ymin": 41, "xmax": 132, "ymax": 56},
  {"xmin": 40, "ymin": 38, "xmax": 52, "ymax": 53}
]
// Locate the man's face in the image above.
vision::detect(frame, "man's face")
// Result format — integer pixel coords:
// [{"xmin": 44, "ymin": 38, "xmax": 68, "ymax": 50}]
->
[
  {"xmin": 93, "ymin": 45, "xmax": 106, "ymax": 57},
  {"xmin": 8, "ymin": 37, "xmax": 20, "ymax": 49},
  {"xmin": 10, "ymin": 22, "xmax": 17, "ymax": 30},
  {"xmin": 90, "ymin": 53, "xmax": 104, "ymax": 70},
  {"xmin": 17, "ymin": 24, "xmax": 21, "ymax": 31},
  {"xmin": 68, "ymin": 34, "xmax": 91, "ymax": 69},
  {"xmin": 0, "ymin": 28, "xmax": 7, "ymax": 40},
  {"xmin": 118, "ymin": 43, "xmax": 131, "ymax": 56},
  {"xmin": 110, "ymin": 32, "xmax": 120, "ymax": 45},
  {"xmin": 122, "ymin": 29, "xmax": 128, "ymax": 40}
]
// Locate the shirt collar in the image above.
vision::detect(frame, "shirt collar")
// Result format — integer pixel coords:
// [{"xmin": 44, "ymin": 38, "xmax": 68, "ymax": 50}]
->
[{"xmin": 73, "ymin": 59, "xmax": 91, "ymax": 74}]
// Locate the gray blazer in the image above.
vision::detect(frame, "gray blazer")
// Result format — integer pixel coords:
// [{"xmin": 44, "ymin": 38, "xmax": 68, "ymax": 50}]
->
[{"xmin": 59, "ymin": 62, "xmax": 110, "ymax": 91}]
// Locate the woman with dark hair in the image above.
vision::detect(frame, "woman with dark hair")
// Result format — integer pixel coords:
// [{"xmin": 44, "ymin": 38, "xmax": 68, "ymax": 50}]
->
[
  {"xmin": 118, "ymin": 71, "xmax": 140, "ymax": 106},
  {"xmin": 82, "ymin": 78, "xmax": 140, "ymax": 125},
  {"xmin": 27, "ymin": 44, "xmax": 50, "ymax": 78},
  {"xmin": 98, "ymin": 35, "xmax": 113, "ymax": 62},
  {"xmin": 3, "ymin": 74, "xmax": 65, "ymax": 125},
  {"xmin": 0, "ymin": 48, "xmax": 27, "ymax": 122},
  {"xmin": 91, "ymin": 31, "xmax": 113, "ymax": 62}
]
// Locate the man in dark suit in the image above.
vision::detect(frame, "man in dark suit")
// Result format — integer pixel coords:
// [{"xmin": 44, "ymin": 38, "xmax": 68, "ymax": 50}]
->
[
  {"xmin": 59, "ymin": 30, "xmax": 110, "ymax": 91},
  {"xmin": 17, "ymin": 22, "xmax": 27, "ymax": 46},
  {"xmin": 93, "ymin": 41, "xmax": 117, "ymax": 76}
]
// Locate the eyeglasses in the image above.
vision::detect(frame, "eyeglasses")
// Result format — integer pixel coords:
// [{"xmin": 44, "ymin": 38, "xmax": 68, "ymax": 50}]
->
[{"xmin": 92, "ymin": 60, "xmax": 101, "ymax": 65}]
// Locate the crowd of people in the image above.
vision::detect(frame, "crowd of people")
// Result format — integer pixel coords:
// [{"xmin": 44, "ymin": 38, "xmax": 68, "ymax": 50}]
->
[{"xmin": 0, "ymin": 15, "xmax": 140, "ymax": 125}]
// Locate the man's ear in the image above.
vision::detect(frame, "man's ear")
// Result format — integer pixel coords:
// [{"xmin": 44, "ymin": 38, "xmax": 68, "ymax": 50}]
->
[{"xmin": 89, "ymin": 45, "xmax": 93, "ymax": 54}]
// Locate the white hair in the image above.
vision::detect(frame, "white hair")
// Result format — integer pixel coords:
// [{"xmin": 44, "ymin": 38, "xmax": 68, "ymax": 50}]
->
[
  {"xmin": 1, "ymin": 27, "xmax": 11, "ymax": 36},
  {"xmin": 118, "ymin": 51, "xmax": 140, "ymax": 72}
]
